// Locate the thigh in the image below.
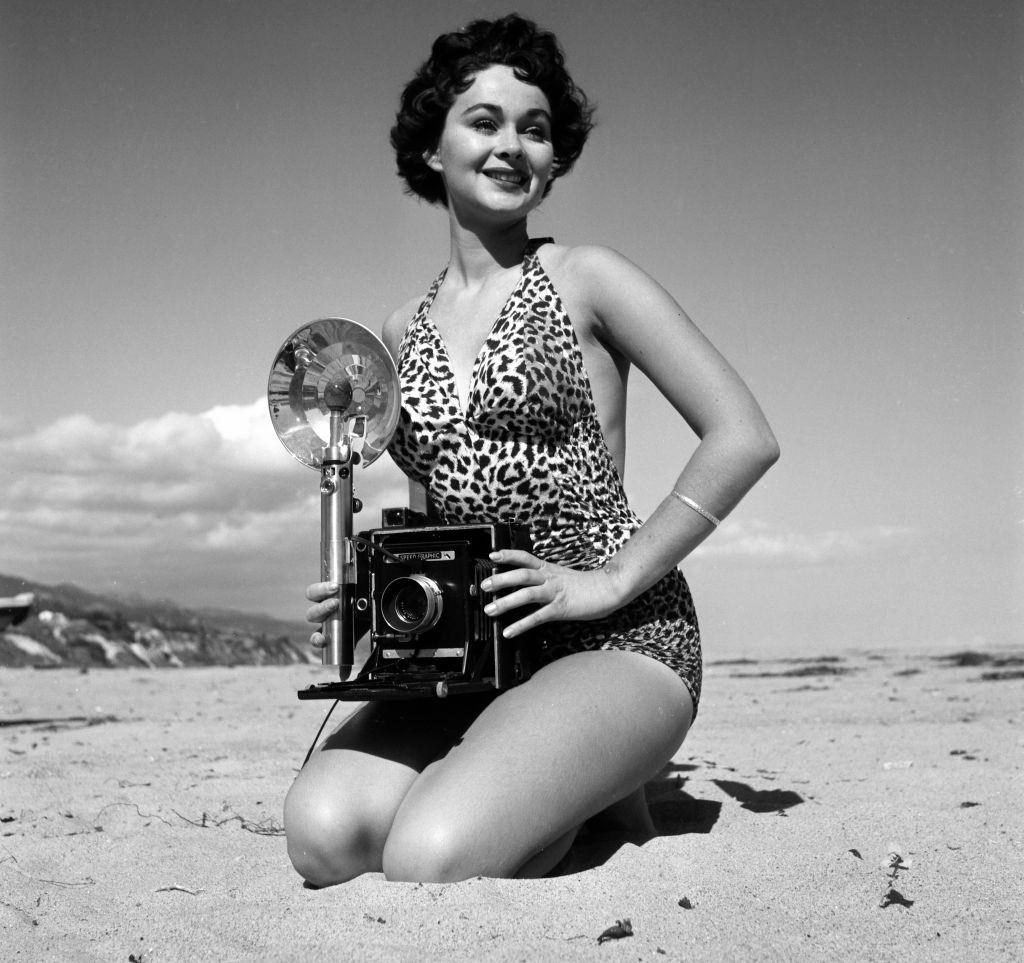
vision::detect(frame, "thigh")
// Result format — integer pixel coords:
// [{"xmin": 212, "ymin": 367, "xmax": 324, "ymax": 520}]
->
[
  {"xmin": 383, "ymin": 650, "xmax": 694, "ymax": 882},
  {"xmin": 313, "ymin": 692, "xmax": 496, "ymax": 764},
  {"xmin": 290, "ymin": 693, "xmax": 497, "ymax": 801},
  {"xmin": 284, "ymin": 694, "xmax": 495, "ymax": 884}
]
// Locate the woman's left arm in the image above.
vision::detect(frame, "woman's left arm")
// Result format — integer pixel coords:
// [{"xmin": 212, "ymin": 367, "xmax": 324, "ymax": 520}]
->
[
  {"xmin": 483, "ymin": 246, "xmax": 779, "ymax": 635},
  {"xmin": 581, "ymin": 245, "xmax": 779, "ymax": 600}
]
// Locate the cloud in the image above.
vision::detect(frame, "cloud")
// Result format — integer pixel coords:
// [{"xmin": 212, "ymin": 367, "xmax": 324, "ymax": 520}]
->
[
  {"xmin": 0, "ymin": 400, "xmax": 408, "ymax": 616},
  {"xmin": 3, "ymin": 403, "xmax": 922, "ymax": 617},
  {"xmin": 691, "ymin": 519, "xmax": 917, "ymax": 564}
]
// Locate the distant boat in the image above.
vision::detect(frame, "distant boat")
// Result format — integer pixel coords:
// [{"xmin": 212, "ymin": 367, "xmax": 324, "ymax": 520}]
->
[{"xmin": 0, "ymin": 592, "xmax": 35, "ymax": 629}]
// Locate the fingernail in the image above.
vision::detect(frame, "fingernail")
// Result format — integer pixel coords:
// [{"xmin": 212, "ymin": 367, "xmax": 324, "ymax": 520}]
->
[
  {"xmin": 480, "ymin": 579, "xmax": 492, "ymax": 591},
  {"xmin": 484, "ymin": 603, "xmax": 497, "ymax": 615},
  {"xmin": 489, "ymin": 551, "xmax": 501, "ymax": 560}
]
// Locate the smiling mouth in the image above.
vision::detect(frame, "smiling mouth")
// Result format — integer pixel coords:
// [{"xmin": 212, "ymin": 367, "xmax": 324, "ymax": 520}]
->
[{"xmin": 483, "ymin": 170, "xmax": 528, "ymax": 187}]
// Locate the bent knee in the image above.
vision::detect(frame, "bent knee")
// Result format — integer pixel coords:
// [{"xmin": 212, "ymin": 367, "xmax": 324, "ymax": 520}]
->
[
  {"xmin": 382, "ymin": 817, "xmax": 500, "ymax": 883},
  {"xmin": 283, "ymin": 778, "xmax": 384, "ymax": 887}
]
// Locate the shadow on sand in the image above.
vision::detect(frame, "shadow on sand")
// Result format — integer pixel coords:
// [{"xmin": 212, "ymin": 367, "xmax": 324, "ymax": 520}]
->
[{"xmin": 712, "ymin": 778, "xmax": 804, "ymax": 814}]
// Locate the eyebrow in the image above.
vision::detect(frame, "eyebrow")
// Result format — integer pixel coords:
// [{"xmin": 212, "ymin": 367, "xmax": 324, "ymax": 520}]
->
[{"xmin": 460, "ymin": 102, "xmax": 552, "ymax": 121}]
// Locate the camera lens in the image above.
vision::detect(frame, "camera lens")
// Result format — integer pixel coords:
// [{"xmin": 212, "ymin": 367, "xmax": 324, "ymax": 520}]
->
[
  {"xmin": 395, "ymin": 592, "xmax": 428, "ymax": 624},
  {"xmin": 381, "ymin": 575, "xmax": 443, "ymax": 635}
]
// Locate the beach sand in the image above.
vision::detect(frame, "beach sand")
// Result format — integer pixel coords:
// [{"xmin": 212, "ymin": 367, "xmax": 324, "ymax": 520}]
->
[{"xmin": 2, "ymin": 647, "xmax": 1021, "ymax": 961}]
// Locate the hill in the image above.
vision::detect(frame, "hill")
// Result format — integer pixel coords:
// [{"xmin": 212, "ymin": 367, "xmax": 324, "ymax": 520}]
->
[{"xmin": 0, "ymin": 573, "xmax": 314, "ymax": 669}]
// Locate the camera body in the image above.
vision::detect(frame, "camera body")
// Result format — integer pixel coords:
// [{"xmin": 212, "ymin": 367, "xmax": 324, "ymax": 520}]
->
[{"xmin": 298, "ymin": 509, "xmax": 546, "ymax": 701}]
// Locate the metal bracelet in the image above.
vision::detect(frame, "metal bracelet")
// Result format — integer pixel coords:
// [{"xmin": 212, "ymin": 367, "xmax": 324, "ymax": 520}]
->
[{"xmin": 670, "ymin": 491, "xmax": 721, "ymax": 527}]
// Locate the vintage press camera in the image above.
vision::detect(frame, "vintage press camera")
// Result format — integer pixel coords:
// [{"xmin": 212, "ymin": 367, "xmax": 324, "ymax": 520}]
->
[
  {"xmin": 298, "ymin": 507, "xmax": 545, "ymax": 701},
  {"xmin": 268, "ymin": 318, "xmax": 544, "ymax": 702}
]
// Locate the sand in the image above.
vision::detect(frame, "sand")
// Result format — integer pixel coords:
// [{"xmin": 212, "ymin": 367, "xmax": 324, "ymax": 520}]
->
[{"xmin": 2, "ymin": 647, "xmax": 1022, "ymax": 961}]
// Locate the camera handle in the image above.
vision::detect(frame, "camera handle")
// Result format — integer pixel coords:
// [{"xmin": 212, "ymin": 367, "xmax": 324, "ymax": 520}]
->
[{"xmin": 320, "ymin": 383, "xmax": 359, "ymax": 678}]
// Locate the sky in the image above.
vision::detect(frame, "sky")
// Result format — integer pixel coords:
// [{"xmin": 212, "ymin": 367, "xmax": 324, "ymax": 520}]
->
[{"xmin": 2, "ymin": 0, "xmax": 1021, "ymax": 656}]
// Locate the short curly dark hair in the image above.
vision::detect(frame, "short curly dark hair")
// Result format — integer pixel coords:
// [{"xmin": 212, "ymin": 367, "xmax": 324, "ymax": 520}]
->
[{"xmin": 390, "ymin": 14, "xmax": 594, "ymax": 206}]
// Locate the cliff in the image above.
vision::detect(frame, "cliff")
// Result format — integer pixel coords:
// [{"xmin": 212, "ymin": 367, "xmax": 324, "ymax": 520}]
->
[{"xmin": 0, "ymin": 574, "xmax": 314, "ymax": 669}]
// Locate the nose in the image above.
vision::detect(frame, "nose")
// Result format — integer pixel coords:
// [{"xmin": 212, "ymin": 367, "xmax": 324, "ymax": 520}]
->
[{"xmin": 495, "ymin": 128, "xmax": 524, "ymax": 159}]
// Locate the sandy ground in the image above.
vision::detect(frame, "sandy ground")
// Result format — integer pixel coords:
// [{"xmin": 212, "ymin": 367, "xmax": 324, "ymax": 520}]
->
[{"xmin": 1, "ymin": 646, "xmax": 1022, "ymax": 961}]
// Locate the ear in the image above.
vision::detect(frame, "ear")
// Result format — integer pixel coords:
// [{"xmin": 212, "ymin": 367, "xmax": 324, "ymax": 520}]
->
[{"xmin": 423, "ymin": 147, "xmax": 443, "ymax": 173}]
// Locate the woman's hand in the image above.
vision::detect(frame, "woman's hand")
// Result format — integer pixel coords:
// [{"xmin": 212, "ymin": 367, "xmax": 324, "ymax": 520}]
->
[
  {"xmin": 304, "ymin": 581, "xmax": 339, "ymax": 650},
  {"xmin": 479, "ymin": 550, "xmax": 625, "ymax": 638}
]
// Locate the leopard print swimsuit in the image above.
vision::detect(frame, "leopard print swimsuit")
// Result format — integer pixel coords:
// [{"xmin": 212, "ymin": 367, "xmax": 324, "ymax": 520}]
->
[{"xmin": 388, "ymin": 239, "xmax": 702, "ymax": 712}]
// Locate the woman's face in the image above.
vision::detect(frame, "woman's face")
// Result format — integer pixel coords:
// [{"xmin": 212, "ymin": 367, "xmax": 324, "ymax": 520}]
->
[{"xmin": 426, "ymin": 64, "xmax": 554, "ymax": 223}]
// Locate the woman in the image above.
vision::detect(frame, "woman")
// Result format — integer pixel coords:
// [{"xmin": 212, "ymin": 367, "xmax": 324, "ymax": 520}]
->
[{"xmin": 284, "ymin": 14, "xmax": 778, "ymax": 886}]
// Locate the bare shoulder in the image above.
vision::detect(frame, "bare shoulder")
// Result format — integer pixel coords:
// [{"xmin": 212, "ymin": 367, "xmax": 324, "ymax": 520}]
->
[
  {"xmin": 536, "ymin": 241, "xmax": 619, "ymax": 274},
  {"xmin": 540, "ymin": 243, "xmax": 651, "ymax": 292},
  {"xmin": 539, "ymin": 243, "xmax": 673, "ymax": 328},
  {"xmin": 566, "ymin": 244, "xmax": 657, "ymax": 292},
  {"xmin": 381, "ymin": 296, "xmax": 421, "ymax": 358}
]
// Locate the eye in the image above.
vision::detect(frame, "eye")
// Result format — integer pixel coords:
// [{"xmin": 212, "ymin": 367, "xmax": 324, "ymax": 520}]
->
[
  {"xmin": 471, "ymin": 118, "xmax": 498, "ymax": 133},
  {"xmin": 523, "ymin": 125, "xmax": 550, "ymax": 142}
]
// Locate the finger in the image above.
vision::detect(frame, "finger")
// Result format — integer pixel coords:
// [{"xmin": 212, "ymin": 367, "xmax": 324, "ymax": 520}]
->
[
  {"xmin": 480, "ymin": 567, "xmax": 547, "ymax": 593},
  {"xmin": 309, "ymin": 630, "xmax": 327, "ymax": 649},
  {"xmin": 306, "ymin": 597, "xmax": 339, "ymax": 624},
  {"xmin": 489, "ymin": 549, "xmax": 543, "ymax": 569},
  {"xmin": 305, "ymin": 581, "xmax": 339, "ymax": 603},
  {"xmin": 500, "ymin": 603, "xmax": 553, "ymax": 639},
  {"xmin": 485, "ymin": 584, "xmax": 551, "ymax": 618}
]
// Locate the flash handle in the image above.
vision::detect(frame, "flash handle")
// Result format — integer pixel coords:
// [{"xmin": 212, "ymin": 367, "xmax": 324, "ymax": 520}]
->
[{"xmin": 320, "ymin": 444, "xmax": 355, "ymax": 677}]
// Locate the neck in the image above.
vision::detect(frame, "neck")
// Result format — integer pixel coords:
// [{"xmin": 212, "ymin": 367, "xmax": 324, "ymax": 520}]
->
[{"xmin": 442, "ymin": 214, "xmax": 532, "ymax": 287}]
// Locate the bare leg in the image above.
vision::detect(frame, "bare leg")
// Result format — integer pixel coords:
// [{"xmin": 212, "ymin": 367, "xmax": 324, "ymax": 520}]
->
[
  {"xmin": 515, "ymin": 827, "xmax": 580, "ymax": 879},
  {"xmin": 382, "ymin": 650, "xmax": 693, "ymax": 882},
  {"xmin": 514, "ymin": 786, "xmax": 656, "ymax": 880},
  {"xmin": 283, "ymin": 695, "xmax": 494, "ymax": 886},
  {"xmin": 588, "ymin": 785, "xmax": 657, "ymax": 837}
]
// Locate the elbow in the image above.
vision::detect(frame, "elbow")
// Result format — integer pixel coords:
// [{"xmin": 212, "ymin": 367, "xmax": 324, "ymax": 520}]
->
[
  {"xmin": 747, "ymin": 424, "xmax": 780, "ymax": 474},
  {"xmin": 703, "ymin": 419, "xmax": 780, "ymax": 476}
]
